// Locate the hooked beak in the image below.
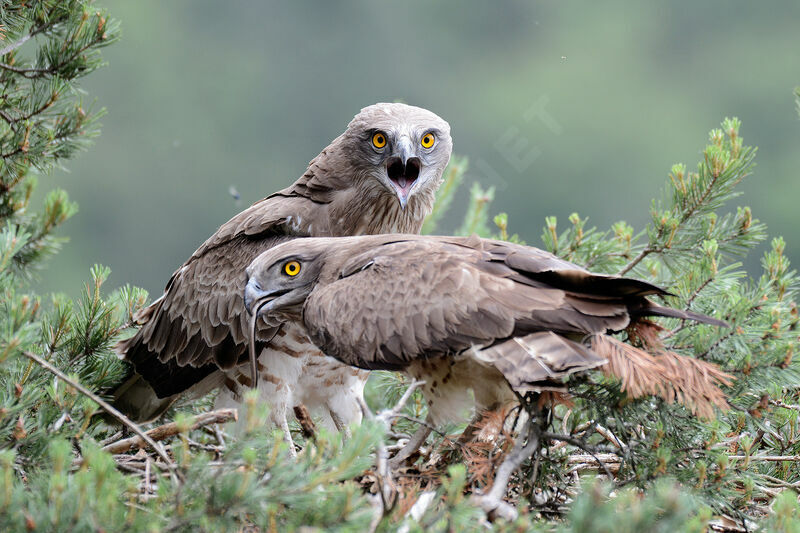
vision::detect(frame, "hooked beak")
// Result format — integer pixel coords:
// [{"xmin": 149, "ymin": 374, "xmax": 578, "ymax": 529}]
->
[
  {"xmin": 385, "ymin": 141, "xmax": 421, "ymax": 210},
  {"xmin": 244, "ymin": 278, "xmax": 282, "ymax": 317},
  {"xmin": 244, "ymin": 277, "xmax": 286, "ymax": 393}
]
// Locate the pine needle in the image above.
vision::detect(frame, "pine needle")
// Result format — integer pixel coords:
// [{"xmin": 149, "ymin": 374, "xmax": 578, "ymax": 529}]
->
[{"xmin": 591, "ymin": 334, "xmax": 733, "ymax": 419}]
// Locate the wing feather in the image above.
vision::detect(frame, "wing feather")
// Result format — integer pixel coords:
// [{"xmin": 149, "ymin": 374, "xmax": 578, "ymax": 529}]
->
[
  {"xmin": 303, "ymin": 239, "xmax": 647, "ymax": 370},
  {"xmin": 115, "ymin": 194, "xmax": 305, "ymax": 398}
]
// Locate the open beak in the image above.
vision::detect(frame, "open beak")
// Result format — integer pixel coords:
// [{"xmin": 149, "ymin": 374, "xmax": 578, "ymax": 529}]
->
[{"xmin": 385, "ymin": 142, "xmax": 421, "ymax": 209}]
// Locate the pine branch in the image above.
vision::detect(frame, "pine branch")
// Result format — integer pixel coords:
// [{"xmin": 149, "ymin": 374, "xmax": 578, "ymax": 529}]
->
[
  {"xmin": 102, "ymin": 409, "xmax": 237, "ymax": 455},
  {"xmin": 21, "ymin": 350, "xmax": 178, "ymax": 478},
  {"xmin": 422, "ymin": 155, "xmax": 467, "ymax": 235}
]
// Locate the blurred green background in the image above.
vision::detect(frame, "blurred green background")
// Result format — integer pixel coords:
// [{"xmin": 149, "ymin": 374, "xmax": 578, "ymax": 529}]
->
[{"xmin": 35, "ymin": 1, "xmax": 800, "ymax": 297}]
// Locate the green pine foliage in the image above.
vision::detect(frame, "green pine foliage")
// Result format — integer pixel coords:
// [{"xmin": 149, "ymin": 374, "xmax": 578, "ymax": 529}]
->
[
  {"xmin": 421, "ymin": 155, "xmax": 467, "ymax": 235},
  {"xmin": 447, "ymin": 117, "xmax": 800, "ymax": 527},
  {"xmin": 0, "ymin": 1, "xmax": 128, "ymax": 460},
  {"xmin": 532, "ymin": 119, "xmax": 800, "ymax": 521},
  {"xmin": 3, "ymin": 3, "xmax": 800, "ymax": 530}
]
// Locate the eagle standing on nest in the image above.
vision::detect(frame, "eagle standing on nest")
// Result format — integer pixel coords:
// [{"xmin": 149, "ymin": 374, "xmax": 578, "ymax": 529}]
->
[
  {"xmin": 244, "ymin": 234, "xmax": 731, "ymax": 454},
  {"xmin": 112, "ymin": 103, "xmax": 453, "ymax": 449}
]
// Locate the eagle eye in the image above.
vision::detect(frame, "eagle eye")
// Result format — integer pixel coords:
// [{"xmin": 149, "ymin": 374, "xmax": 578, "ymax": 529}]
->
[
  {"xmin": 371, "ymin": 132, "xmax": 387, "ymax": 149},
  {"xmin": 421, "ymin": 132, "xmax": 435, "ymax": 149},
  {"xmin": 283, "ymin": 260, "xmax": 301, "ymax": 277}
]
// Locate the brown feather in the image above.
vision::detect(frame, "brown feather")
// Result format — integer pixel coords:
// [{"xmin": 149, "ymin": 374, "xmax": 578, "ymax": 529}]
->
[
  {"xmin": 475, "ymin": 332, "xmax": 607, "ymax": 394},
  {"xmin": 247, "ymin": 233, "xmax": 731, "ymax": 420},
  {"xmin": 113, "ymin": 103, "xmax": 452, "ymax": 419}
]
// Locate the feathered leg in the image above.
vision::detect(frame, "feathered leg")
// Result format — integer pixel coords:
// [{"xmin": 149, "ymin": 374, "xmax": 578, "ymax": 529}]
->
[{"xmin": 295, "ymin": 351, "xmax": 367, "ymax": 436}]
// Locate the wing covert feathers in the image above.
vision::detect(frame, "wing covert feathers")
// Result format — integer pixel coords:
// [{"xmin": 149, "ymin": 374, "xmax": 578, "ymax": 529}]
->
[
  {"xmin": 114, "ymin": 197, "xmax": 305, "ymax": 402},
  {"xmin": 291, "ymin": 235, "xmax": 731, "ymax": 418}
]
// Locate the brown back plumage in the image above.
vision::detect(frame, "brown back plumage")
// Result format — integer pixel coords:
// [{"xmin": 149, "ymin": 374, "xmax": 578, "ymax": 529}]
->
[
  {"xmin": 245, "ymin": 234, "xmax": 731, "ymax": 418},
  {"xmin": 113, "ymin": 103, "xmax": 452, "ymax": 420}
]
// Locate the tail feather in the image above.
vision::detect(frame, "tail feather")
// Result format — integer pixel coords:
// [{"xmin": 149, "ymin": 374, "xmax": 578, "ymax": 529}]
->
[
  {"xmin": 477, "ymin": 331, "xmax": 607, "ymax": 394},
  {"xmin": 635, "ymin": 303, "xmax": 729, "ymax": 328}
]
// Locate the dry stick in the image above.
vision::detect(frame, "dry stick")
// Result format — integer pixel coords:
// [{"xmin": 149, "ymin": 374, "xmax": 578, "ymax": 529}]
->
[
  {"xmin": 389, "ymin": 421, "xmax": 432, "ymax": 469},
  {"xmin": 358, "ymin": 379, "xmax": 425, "ymax": 525},
  {"xmin": 22, "ymin": 350, "xmax": 179, "ymax": 480},
  {"xmin": 565, "ymin": 454, "xmax": 622, "ymax": 475},
  {"xmin": 728, "ymin": 455, "xmax": 800, "ymax": 462},
  {"xmin": 102, "ymin": 409, "xmax": 238, "ymax": 455},
  {"xmin": 594, "ymin": 424, "xmax": 627, "ymax": 451},
  {"xmin": 144, "ymin": 457, "xmax": 152, "ymax": 496},
  {"xmin": 544, "ymin": 432, "xmax": 620, "ymax": 480},
  {"xmin": 474, "ymin": 417, "xmax": 540, "ymax": 522}
]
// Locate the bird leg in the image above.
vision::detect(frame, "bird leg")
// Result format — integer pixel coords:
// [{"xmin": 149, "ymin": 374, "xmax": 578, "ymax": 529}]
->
[
  {"xmin": 473, "ymin": 412, "xmax": 542, "ymax": 522},
  {"xmin": 328, "ymin": 408, "xmax": 346, "ymax": 433}
]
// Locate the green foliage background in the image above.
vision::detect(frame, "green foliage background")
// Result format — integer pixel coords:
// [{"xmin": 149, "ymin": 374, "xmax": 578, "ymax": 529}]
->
[
  {"xmin": 4, "ymin": 2, "xmax": 800, "ymax": 532},
  {"xmin": 33, "ymin": 0, "xmax": 800, "ymax": 298}
]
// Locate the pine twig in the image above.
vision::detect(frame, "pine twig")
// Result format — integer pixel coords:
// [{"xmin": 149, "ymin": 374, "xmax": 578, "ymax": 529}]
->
[
  {"xmin": 102, "ymin": 409, "xmax": 238, "ymax": 454},
  {"xmin": 21, "ymin": 350, "xmax": 179, "ymax": 480},
  {"xmin": 473, "ymin": 416, "xmax": 541, "ymax": 522},
  {"xmin": 359, "ymin": 379, "xmax": 425, "ymax": 528},
  {"xmin": 617, "ymin": 247, "xmax": 657, "ymax": 276},
  {"xmin": 564, "ymin": 454, "xmax": 622, "ymax": 475},
  {"xmin": 543, "ymin": 432, "xmax": 619, "ymax": 480},
  {"xmin": 728, "ymin": 455, "xmax": 800, "ymax": 462},
  {"xmin": 542, "ymin": 432, "xmax": 621, "ymax": 456},
  {"xmin": 594, "ymin": 424, "xmax": 627, "ymax": 450},
  {"xmin": 379, "ymin": 379, "xmax": 425, "ymax": 422}
]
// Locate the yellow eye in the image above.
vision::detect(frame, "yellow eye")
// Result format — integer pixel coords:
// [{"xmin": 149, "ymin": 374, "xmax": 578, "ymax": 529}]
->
[
  {"xmin": 421, "ymin": 132, "xmax": 435, "ymax": 148},
  {"xmin": 371, "ymin": 132, "xmax": 386, "ymax": 148},
  {"xmin": 283, "ymin": 261, "xmax": 301, "ymax": 276}
]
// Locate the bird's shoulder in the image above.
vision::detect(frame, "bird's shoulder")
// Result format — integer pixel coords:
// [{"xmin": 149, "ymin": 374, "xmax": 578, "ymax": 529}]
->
[
  {"xmin": 120, "ymin": 190, "xmax": 321, "ymax": 370},
  {"xmin": 189, "ymin": 189, "xmax": 327, "ymax": 263}
]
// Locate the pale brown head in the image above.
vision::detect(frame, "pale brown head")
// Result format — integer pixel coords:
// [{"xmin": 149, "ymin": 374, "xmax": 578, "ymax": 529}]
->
[
  {"xmin": 243, "ymin": 238, "xmax": 342, "ymax": 322},
  {"xmin": 336, "ymin": 103, "xmax": 452, "ymax": 209}
]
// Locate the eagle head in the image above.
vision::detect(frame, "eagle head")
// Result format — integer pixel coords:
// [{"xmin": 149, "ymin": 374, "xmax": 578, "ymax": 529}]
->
[{"xmin": 343, "ymin": 102, "xmax": 452, "ymax": 210}]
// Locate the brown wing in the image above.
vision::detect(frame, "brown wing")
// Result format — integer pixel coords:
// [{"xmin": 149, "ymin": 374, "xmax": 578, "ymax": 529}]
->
[
  {"xmin": 302, "ymin": 237, "xmax": 663, "ymax": 371},
  {"xmin": 117, "ymin": 188, "xmax": 323, "ymax": 398}
]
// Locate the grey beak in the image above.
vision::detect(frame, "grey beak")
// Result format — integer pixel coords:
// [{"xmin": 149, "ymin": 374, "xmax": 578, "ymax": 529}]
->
[{"xmin": 244, "ymin": 278, "xmax": 263, "ymax": 315}]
